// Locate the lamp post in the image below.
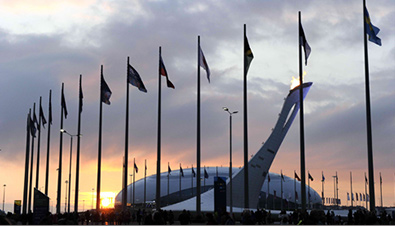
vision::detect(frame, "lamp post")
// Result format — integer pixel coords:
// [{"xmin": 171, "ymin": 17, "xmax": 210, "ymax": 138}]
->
[
  {"xmin": 2, "ymin": 184, "xmax": 5, "ymax": 212},
  {"xmin": 91, "ymin": 188, "xmax": 94, "ymax": 210},
  {"xmin": 65, "ymin": 180, "xmax": 68, "ymax": 213},
  {"xmin": 223, "ymin": 107, "xmax": 238, "ymax": 217},
  {"xmin": 60, "ymin": 129, "xmax": 80, "ymax": 213}
]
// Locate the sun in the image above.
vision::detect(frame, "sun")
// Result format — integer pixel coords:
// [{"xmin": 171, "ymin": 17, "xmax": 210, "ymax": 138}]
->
[{"xmin": 100, "ymin": 192, "xmax": 115, "ymax": 208}]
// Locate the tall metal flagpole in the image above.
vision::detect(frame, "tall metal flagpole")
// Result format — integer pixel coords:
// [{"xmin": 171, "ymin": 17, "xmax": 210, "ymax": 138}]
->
[
  {"xmin": 363, "ymin": 0, "xmax": 376, "ymax": 212},
  {"xmin": 380, "ymin": 172, "xmax": 383, "ymax": 207},
  {"xmin": 133, "ymin": 158, "xmax": 135, "ymax": 207},
  {"xmin": 243, "ymin": 24, "xmax": 250, "ymax": 210},
  {"xmin": 67, "ymin": 136, "xmax": 73, "ymax": 213},
  {"xmin": 365, "ymin": 172, "xmax": 368, "ymax": 209},
  {"xmin": 294, "ymin": 171, "xmax": 297, "ymax": 209},
  {"xmin": 23, "ymin": 110, "xmax": 31, "ymax": 215},
  {"xmin": 336, "ymin": 171, "xmax": 339, "ymax": 206},
  {"xmin": 308, "ymin": 171, "xmax": 310, "ymax": 209},
  {"xmin": 281, "ymin": 170, "xmax": 283, "ymax": 211},
  {"xmin": 322, "ymin": 171, "xmax": 325, "ymax": 206},
  {"xmin": 350, "ymin": 172, "xmax": 353, "ymax": 207},
  {"xmin": 144, "ymin": 159, "xmax": 146, "ymax": 208},
  {"xmin": 36, "ymin": 97, "xmax": 42, "ymax": 189},
  {"xmin": 156, "ymin": 47, "xmax": 162, "ymax": 211},
  {"xmin": 75, "ymin": 75, "xmax": 82, "ymax": 212},
  {"xmin": 45, "ymin": 90, "xmax": 52, "ymax": 196},
  {"xmin": 57, "ymin": 83, "xmax": 65, "ymax": 214},
  {"xmin": 97, "ymin": 65, "xmax": 103, "ymax": 210},
  {"xmin": 196, "ymin": 36, "xmax": 202, "ymax": 215},
  {"xmin": 298, "ymin": 11, "xmax": 307, "ymax": 211},
  {"xmin": 28, "ymin": 103, "xmax": 36, "ymax": 212},
  {"xmin": 123, "ymin": 57, "xmax": 130, "ymax": 211}
]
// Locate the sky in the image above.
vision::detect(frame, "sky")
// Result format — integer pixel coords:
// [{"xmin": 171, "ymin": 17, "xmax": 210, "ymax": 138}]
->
[{"xmin": 0, "ymin": 0, "xmax": 394, "ymax": 212}]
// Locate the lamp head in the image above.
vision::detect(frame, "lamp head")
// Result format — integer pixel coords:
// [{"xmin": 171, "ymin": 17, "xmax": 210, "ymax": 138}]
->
[
  {"xmin": 222, "ymin": 107, "xmax": 229, "ymax": 112},
  {"xmin": 60, "ymin": 129, "xmax": 66, "ymax": 133},
  {"xmin": 232, "ymin": 111, "xmax": 238, "ymax": 114}
]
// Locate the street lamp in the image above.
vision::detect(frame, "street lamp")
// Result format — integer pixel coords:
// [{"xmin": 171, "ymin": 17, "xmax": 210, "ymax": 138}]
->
[
  {"xmin": 65, "ymin": 180, "xmax": 68, "ymax": 213},
  {"xmin": 223, "ymin": 107, "xmax": 238, "ymax": 217},
  {"xmin": 2, "ymin": 184, "xmax": 6, "ymax": 212},
  {"xmin": 60, "ymin": 129, "xmax": 80, "ymax": 213}
]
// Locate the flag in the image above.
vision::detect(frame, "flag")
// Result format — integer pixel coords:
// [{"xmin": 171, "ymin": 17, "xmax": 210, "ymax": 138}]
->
[
  {"xmin": 365, "ymin": 174, "xmax": 368, "ymax": 184},
  {"xmin": 281, "ymin": 172, "xmax": 285, "ymax": 182},
  {"xmin": 356, "ymin": 193, "xmax": 358, "ymax": 201},
  {"xmin": 128, "ymin": 64, "xmax": 147, "ymax": 93},
  {"xmin": 347, "ymin": 192, "xmax": 350, "ymax": 201},
  {"xmin": 101, "ymin": 74, "xmax": 112, "ymax": 105},
  {"xmin": 48, "ymin": 93, "xmax": 52, "ymax": 125},
  {"xmin": 308, "ymin": 173, "xmax": 314, "ymax": 181},
  {"xmin": 244, "ymin": 33, "xmax": 254, "ymax": 74},
  {"xmin": 360, "ymin": 193, "xmax": 362, "ymax": 201},
  {"xmin": 364, "ymin": 6, "xmax": 382, "ymax": 46},
  {"xmin": 322, "ymin": 172, "xmax": 325, "ymax": 182},
  {"xmin": 61, "ymin": 90, "xmax": 68, "ymax": 118},
  {"xmin": 363, "ymin": 194, "xmax": 365, "ymax": 201},
  {"xmin": 367, "ymin": 194, "xmax": 369, "ymax": 202},
  {"xmin": 159, "ymin": 55, "xmax": 175, "ymax": 89},
  {"xmin": 33, "ymin": 108, "xmax": 38, "ymax": 128},
  {"xmin": 40, "ymin": 104, "xmax": 47, "ymax": 129},
  {"xmin": 299, "ymin": 21, "xmax": 311, "ymax": 65},
  {"xmin": 134, "ymin": 163, "xmax": 138, "ymax": 173},
  {"xmin": 380, "ymin": 173, "xmax": 382, "ymax": 184},
  {"xmin": 295, "ymin": 172, "xmax": 301, "ymax": 181},
  {"xmin": 192, "ymin": 167, "xmax": 196, "ymax": 177},
  {"xmin": 29, "ymin": 115, "xmax": 37, "ymax": 138},
  {"xmin": 180, "ymin": 166, "xmax": 184, "ymax": 177},
  {"xmin": 79, "ymin": 78, "xmax": 84, "ymax": 113},
  {"xmin": 204, "ymin": 169, "xmax": 209, "ymax": 178},
  {"xmin": 351, "ymin": 193, "xmax": 354, "ymax": 201},
  {"xmin": 168, "ymin": 165, "xmax": 171, "ymax": 174},
  {"xmin": 199, "ymin": 45, "xmax": 210, "ymax": 82},
  {"xmin": 268, "ymin": 173, "xmax": 271, "ymax": 182}
]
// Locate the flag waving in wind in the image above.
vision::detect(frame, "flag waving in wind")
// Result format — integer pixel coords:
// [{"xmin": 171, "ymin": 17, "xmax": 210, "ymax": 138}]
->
[
  {"xmin": 192, "ymin": 167, "xmax": 196, "ymax": 177},
  {"xmin": 308, "ymin": 173, "xmax": 314, "ymax": 181},
  {"xmin": 204, "ymin": 169, "xmax": 209, "ymax": 178},
  {"xmin": 30, "ymin": 115, "xmax": 37, "ymax": 137},
  {"xmin": 295, "ymin": 172, "xmax": 301, "ymax": 181},
  {"xmin": 79, "ymin": 76, "xmax": 84, "ymax": 113},
  {"xmin": 180, "ymin": 165, "xmax": 184, "ymax": 177},
  {"xmin": 128, "ymin": 64, "xmax": 147, "ymax": 93},
  {"xmin": 40, "ymin": 104, "xmax": 47, "ymax": 128},
  {"xmin": 199, "ymin": 45, "xmax": 210, "ymax": 82},
  {"xmin": 101, "ymin": 74, "xmax": 112, "ymax": 105},
  {"xmin": 168, "ymin": 165, "xmax": 171, "ymax": 174},
  {"xmin": 160, "ymin": 55, "xmax": 175, "ymax": 89},
  {"xmin": 134, "ymin": 163, "xmax": 138, "ymax": 173},
  {"xmin": 62, "ymin": 90, "xmax": 68, "ymax": 119},
  {"xmin": 364, "ymin": 6, "xmax": 382, "ymax": 46},
  {"xmin": 322, "ymin": 172, "xmax": 325, "ymax": 182},
  {"xmin": 244, "ymin": 33, "xmax": 254, "ymax": 74},
  {"xmin": 281, "ymin": 172, "xmax": 285, "ymax": 182},
  {"xmin": 299, "ymin": 21, "xmax": 311, "ymax": 65}
]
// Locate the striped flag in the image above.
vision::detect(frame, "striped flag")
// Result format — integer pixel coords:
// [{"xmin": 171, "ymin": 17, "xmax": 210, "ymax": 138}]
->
[
  {"xmin": 160, "ymin": 56, "xmax": 175, "ymax": 89},
  {"xmin": 199, "ymin": 45, "xmax": 210, "ymax": 82}
]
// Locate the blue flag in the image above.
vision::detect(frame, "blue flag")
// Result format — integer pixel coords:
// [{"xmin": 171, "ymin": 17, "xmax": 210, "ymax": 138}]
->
[
  {"xmin": 128, "ymin": 64, "xmax": 147, "ymax": 93},
  {"xmin": 101, "ymin": 74, "xmax": 112, "ymax": 105},
  {"xmin": 364, "ymin": 7, "xmax": 382, "ymax": 46}
]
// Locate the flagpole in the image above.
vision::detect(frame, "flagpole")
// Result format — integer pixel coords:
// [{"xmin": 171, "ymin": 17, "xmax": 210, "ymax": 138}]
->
[
  {"xmin": 123, "ymin": 57, "xmax": 130, "ymax": 211},
  {"xmin": 179, "ymin": 164, "xmax": 182, "ymax": 199},
  {"xmin": 144, "ymin": 159, "xmax": 146, "ymax": 208},
  {"xmin": 45, "ymin": 90, "xmax": 52, "ymax": 196},
  {"xmin": 298, "ymin": 11, "xmax": 307, "ymax": 212},
  {"xmin": 196, "ymin": 35, "xmax": 202, "ymax": 215},
  {"xmin": 365, "ymin": 172, "xmax": 368, "ymax": 209},
  {"xmin": 308, "ymin": 171, "xmax": 310, "ymax": 209},
  {"xmin": 243, "ymin": 23, "xmax": 250, "ymax": 210},
  {"xmin": 156, "ymin": 47, "xmax": 162, "ymax": 211},
  {"xmin": 57, "ymin": 83, "xmax": 64, "ymax": 214},
  {"xmin": 322, "ymin": 171, "xmax": 324, "ymax": 207},
  {"xmin": 133, "ymin": 158, "xmax": 135, "ymax": 207},
  {"xmin": 281, "ymin": 170, "xmax": 283, "ymax": 211},
  {"xmin": 97, "ymin": 66, "xmax": 103, "ymax": 211},
  {"xmin": 75, "ymin": 75, "xmax": 82, "ymax": 213},
  {"xmin": 350, "ymin": 171, "xmax": 353, "ymax": 207},
  {"xmin": 380, "ymin": 172, "xmax": 383, "ymax": 207},
  {"xmin": 67, "ymin": 134, "xmax": 73, "ymax": 213},
  {"xmin": 363, "ymin": 0, "xmax": 376, "ymax": 213},
  {"xmin": 191, "ymin": 165, "xmax": 193, "ymax": 197},
  {"xmin": 28, "ymin": 103, "xmax": 36, "ymax": 213},
  {"xmin": 204, "ymin": 166, "xmax": 206, "ymax": 188},
  {"xmin": 336, "ymin": 171, "xmax": 339, "ymax": 207},
  {"xmin": 23, "ymin": 110, "xmax": 31, "ymax": 215},
  {"xmin": 294, "ymin": 171, "xmax": 296, "ymax": 209},
  {"xmin": 167, "ymin": 162, "xmax": 170, "ymax": 198},
  {"xmin": 36, "ymin": 97, "xmax": 42, "ymax": 189}
]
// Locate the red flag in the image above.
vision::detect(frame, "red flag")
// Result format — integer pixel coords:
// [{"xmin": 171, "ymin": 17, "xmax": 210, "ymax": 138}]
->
[{"xmin": 160, "ymin": 56, "xmax": 175, "ymax": 89}]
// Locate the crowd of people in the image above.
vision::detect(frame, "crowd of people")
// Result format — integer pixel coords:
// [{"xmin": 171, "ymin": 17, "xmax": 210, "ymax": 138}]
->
[{"xmin": 0, "ymin": 207, "xmax": 394, "ymax": 224}]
